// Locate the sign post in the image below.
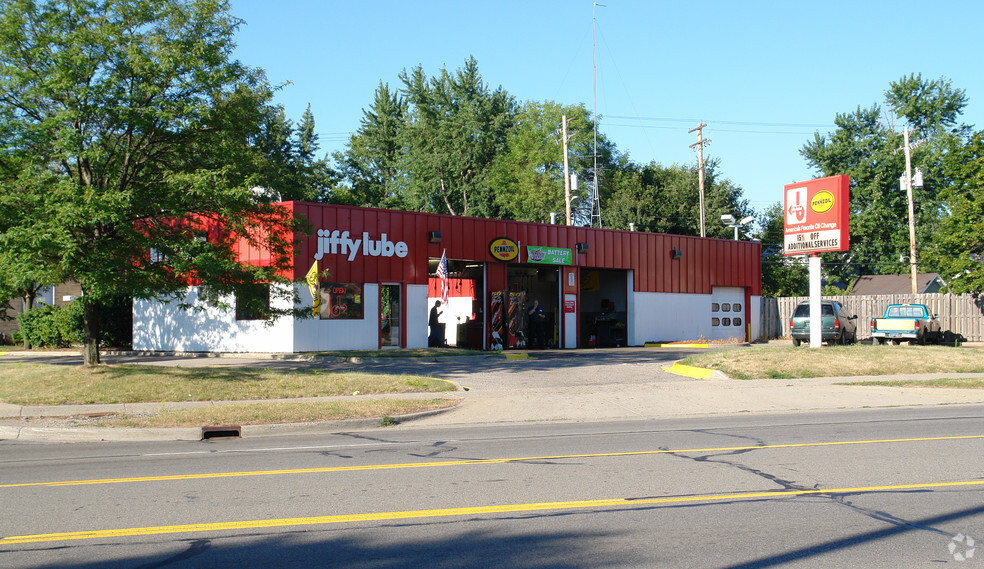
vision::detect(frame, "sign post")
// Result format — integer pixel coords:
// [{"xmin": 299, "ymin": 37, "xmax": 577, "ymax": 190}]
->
[{"xmin": 784, "ymin": 175, "xmax": 850, "ymax": 348}]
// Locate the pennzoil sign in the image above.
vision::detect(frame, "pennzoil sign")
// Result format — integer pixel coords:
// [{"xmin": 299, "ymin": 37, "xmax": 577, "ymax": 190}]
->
[{"xmin": 489, "ymin": 238, "xmax": 519, "ymax": 261}]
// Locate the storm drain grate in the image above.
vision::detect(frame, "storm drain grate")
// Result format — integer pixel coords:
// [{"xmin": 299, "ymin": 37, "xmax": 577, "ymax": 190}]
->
[{"xmin": 201, "ymin": 425, "xmax": 242, "ymax": 440}]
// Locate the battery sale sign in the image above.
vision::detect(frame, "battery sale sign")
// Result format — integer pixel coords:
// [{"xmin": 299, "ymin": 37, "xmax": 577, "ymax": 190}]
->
[{"xmin": 783, "ymin": 175, "xmax": 850, "ymax": 256}]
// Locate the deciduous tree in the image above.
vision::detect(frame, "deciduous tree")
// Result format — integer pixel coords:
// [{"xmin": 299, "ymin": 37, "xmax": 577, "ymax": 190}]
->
[
  {"xmin": 800, "ymin": 75, "xmax": 969, "ymax": 288},
  {"xmin": 0, "ymin": 0, "xmax": 300, "ymax": 365}
]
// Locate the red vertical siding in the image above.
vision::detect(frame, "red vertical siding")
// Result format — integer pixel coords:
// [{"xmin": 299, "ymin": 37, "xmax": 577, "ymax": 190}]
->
[{"xmin": 262, "ymin": 203, "xmax": 760, "ymax": 295}]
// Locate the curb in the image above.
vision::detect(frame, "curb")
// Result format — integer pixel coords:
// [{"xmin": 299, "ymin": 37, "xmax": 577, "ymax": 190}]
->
[
  {"xmin": 661, "ymin": 362, "xmax": 719, "ymax": 379},
  {"xmin": 645, "ymin": 343, "xmax": 712, "ymax": 349},
  {"xmin": 0, "ymin": 403, "xmax": 462, "ymax": 443},
  {"xmin": 0, "ymin": 425, "xmax": 204, "ymax": 442}
]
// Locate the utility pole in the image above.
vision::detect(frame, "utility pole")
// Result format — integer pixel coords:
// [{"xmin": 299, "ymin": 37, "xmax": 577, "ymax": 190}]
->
[
  {"xmin": 902, "ymin": 125, "xmax": 919, "ymax": 295},
  {"xmin": 689, "ymin": 123, "xmax": 709, "ymax": 237},
  {"xmin": 562, "ymin": 115, "xmax": 572, "ymax": 225}
]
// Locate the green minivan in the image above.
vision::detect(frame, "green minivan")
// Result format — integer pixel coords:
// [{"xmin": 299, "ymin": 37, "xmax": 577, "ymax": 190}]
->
[{"xmin": 790, "ymin": 300, "xmax": 858, "ymax": 346}]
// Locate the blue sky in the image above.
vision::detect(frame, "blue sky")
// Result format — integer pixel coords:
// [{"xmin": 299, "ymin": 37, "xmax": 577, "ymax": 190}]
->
[{"xmin": 229, "ymin": 0, "xmax": 983, "ymax": 222}]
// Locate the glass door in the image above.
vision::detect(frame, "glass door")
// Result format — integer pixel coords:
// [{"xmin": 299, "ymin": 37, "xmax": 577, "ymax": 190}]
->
[{"xmin": 380, "ymin": 284, "xmax": 401, "ymax": 347}]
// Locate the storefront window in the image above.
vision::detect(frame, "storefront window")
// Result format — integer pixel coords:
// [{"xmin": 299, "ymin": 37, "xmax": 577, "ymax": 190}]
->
[{"xmin": 319, "ymin": 283, "xmax": 364, "ymax": 319}]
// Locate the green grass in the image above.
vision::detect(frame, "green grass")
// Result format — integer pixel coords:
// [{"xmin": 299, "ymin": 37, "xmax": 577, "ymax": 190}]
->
[
  {"xmin": 0, "ymin": 363, "xmax": 455, "ymax": 405},
  {"xmin": 680, "ymin": 344, "xmax": 984, "ymax": 380}
]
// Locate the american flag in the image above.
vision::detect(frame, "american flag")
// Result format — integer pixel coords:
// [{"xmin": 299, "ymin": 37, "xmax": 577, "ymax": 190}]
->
[{"xmin": 437, "ymin": 250, "xmax": 448, "ymax": 304}]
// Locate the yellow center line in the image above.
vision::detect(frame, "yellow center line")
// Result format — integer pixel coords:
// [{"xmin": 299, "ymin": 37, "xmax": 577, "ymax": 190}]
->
[
  {"xmin": 3, "ymin": 480, "xmax": 983, "ymax": 545},
  {"xmin": 2, "ymin": 435, "xmax": 982, "ymax": 489}
]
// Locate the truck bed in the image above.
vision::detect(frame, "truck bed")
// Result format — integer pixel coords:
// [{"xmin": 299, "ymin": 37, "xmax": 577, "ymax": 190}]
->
[{"xmin": 873, "ymin": 319, "xmax": 918, "ymax": 332}]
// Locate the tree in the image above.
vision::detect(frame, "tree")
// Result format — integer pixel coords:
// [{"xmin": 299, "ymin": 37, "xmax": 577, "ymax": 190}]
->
[
  {"xmin": 755, "ymin": 203, "xmax": 808, "ymax": 297},
  {"xmin": 333, "ymin": 82, "xmax": 407, "ymax": 208},
  {"xmin": 603, "ymin": 159, "xmax": 753, "ymax": 239},
  {"xmin": 0, "ymin": 0, "xmax": 300, "ymax": 365},
  {"xmin": 247, "ymin": 103, "xmax": 336, "ymax": 203},
  {"xmin": 928, "ymin": 130, "xmax": 984, "ymax": 295},
  {"xmin": 487, "ymin": 101, "xmax": 598, "ymax": 223},
  {"xmin": 398, "ymin": 57, "xmax": 516, "ymax": 217},
  {"xmin": 800, "ymin": 75, "xmax": 969, "ymax": 288}
]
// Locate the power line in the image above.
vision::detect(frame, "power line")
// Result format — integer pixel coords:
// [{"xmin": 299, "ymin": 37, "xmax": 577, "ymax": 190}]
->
[
  {"xmin": 606, "ymin": 115, "xmax": 836, "ymax": 129},
  {"xmin": 605, "ymin": 123, "xmax": 820, "ymax": 135}
]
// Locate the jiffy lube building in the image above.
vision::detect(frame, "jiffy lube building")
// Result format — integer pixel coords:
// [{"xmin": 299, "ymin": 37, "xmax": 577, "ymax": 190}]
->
[{"xmin": 133, "ymin": 202, "xmax": 762, "ymax": 352}]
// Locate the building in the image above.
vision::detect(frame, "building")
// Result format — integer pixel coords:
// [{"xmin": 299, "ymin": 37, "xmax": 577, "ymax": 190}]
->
[
  {"xmin": 850, "ymin": 273, "xmax": 945, "ymax": 295},
  {"xmin": 133, "ymin": 203, "xmax": 762, "ymax": 352},
  {"xmin": 1, "ymin": 282, "xmax": 83, "ymax": 345}
]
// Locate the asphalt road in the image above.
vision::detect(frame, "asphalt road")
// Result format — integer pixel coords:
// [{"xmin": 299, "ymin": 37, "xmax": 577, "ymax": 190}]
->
[{"xmin": 3, "ymin": 406, "xmax": 983, "ymax": 568}]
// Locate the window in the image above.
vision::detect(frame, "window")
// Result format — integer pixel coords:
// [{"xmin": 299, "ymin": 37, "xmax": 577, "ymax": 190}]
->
[
  {"xmin": 711, "ymin": 303, "xmax": 720, "ymax": 312},
  {"xmin": 319, "ymin": 283, "xmax": 364, "ymax": 320},
  {"xmin": 734, "ymin": 317, "xmax": 742, "ymax": 326},
  {"xmin": 712, "ymin": 318, "xmax": 720, "ymax": 326},
  {"xmin": 732, "ymin": 303, "xmax": 742, "ymax": 312},
  {"xmin": 236, "ymin": 283, "xmax": 270, "ymax": 321},
  {"xmin": 723, "ymin": 318, "xmax": 731, "ymax": 326},
  {"xmin": 721, "ymin": 304, "xmax": 731, "ymax": 312}
]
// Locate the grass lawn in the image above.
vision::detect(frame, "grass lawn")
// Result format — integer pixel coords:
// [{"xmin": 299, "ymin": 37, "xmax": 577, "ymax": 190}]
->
[
  {"xmin": 680, "ymin": 344, "xmax": 984, "ymax": 380},
  {"xmin": 0, "ymin": 363, "xmax": 455, "ymax": 405}
]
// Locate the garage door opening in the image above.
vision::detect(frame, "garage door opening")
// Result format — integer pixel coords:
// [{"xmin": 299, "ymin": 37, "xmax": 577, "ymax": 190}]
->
[
  {"xmin": 580, "ymin": 269, "xmax": 628, "ymax": 347},
  {"xmin": 502, "ymin": 266, "xmax": 560, "ymax": 349}
]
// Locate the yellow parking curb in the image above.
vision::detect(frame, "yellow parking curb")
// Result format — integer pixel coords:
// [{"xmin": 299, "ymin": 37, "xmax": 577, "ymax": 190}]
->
[
  {"xmin": 662, "ymin": 363, "xmax": 715, "ymax": 379},
  {"xmin": 505, "ymin": 353, "xmax": 530, "ymax": 360},
  {"xmin": 646, "ymin": 343, "xmax": 711, "ymax": 349}
]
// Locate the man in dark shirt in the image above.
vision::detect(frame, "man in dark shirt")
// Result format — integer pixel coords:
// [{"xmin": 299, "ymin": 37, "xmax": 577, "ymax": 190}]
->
[
  {"xmin": 527, "ymin": 299, "xmax": 546, "ymax": 348},
  {"xmin": 429, "ymin": 301, "xmax": 444, "ymax": 347}
]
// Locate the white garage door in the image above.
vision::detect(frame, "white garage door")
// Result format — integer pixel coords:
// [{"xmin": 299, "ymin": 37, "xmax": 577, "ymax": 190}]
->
[{"xmin": 710, "ymin": 287, "xmax": 745, "ymax": 341}]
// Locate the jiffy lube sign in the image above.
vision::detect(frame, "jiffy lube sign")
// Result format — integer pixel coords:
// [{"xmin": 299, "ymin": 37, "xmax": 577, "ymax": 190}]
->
[{"xmin": 314, "ymin": 229, "xmax": 409, "ymax": 261}]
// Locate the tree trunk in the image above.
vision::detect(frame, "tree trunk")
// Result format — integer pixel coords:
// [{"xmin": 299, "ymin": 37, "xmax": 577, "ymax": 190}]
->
[
  {"xmin": 21, "ymin": 291, "xmax": 34, "ymax": 349},
  {"xmin": 82, "ymin": 299, "xmax": 101, "ymax": 366}
]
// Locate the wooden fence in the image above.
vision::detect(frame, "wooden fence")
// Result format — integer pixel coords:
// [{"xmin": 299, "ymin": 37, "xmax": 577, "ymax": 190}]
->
[{"xmin": 760, "ymin": 293, "xmax": 984, "ymax": 341}]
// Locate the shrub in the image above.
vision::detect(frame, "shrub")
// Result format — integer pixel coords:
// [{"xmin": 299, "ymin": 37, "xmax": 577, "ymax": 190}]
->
[
  {"xmin": 15, "ymin": 297, "xmax": 131, "ymax": 349},
  {"xmin": 17, "ymin": 302, "xmax": 83, "ymax": 348}
]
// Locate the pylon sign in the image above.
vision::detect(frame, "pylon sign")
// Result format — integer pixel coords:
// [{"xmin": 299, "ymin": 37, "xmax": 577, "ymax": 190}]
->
[{"xmin": 783, "ymin": 175, "xmax": 850, "ymax": 256}]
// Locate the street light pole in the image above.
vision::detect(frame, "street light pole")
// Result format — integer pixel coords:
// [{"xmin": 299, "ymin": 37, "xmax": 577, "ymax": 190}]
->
[{"xmin": 721, "ymin": 214, "xmax": 754, "ymax": 240}]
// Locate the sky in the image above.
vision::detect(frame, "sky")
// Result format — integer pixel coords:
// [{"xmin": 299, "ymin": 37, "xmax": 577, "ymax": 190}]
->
[{"xmin": 228, "ymin": 0, "xmax": 984, "ymax": 224}]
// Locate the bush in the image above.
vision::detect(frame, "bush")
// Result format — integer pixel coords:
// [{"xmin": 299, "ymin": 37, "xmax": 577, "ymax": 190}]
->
[
  {"xmin": 17, "ymin": 302, "xmax": 83, "ymax": 348},
  {"xmin": 15, "ymin": 297, "xmax": 131, "ymax": 349}
]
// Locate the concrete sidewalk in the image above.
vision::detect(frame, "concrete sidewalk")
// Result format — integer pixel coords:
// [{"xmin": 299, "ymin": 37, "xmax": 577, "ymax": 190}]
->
[{"xmin": 2, "ymin": 347, "xmax": 984, "ymax": 441}]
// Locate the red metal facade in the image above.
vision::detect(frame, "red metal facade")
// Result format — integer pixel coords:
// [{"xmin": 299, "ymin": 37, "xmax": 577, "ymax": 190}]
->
[{"xmin": 287, "ymin": 202, "xmax": 761, "ymax": 295}]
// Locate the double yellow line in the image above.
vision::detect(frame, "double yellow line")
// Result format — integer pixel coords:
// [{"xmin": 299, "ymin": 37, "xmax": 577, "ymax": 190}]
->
[
  {"xmin": 3, "ymin": 435, "xmax": 982, "ymax": 489},
  {"xmin": 4, "ymin": 435, "xmax": 983, "ymax": 545},
  {"xmin": 4, "ymin": 480, "xmax": 983, "ymax": 545}
]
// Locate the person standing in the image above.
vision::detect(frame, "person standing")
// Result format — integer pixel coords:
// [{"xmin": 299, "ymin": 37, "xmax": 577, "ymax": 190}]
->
[
  {"xmin": 527, "ymin": 299, "xmax": 546, "ymax": 348},
  {"xmin": 429, "ymin": 301, "xmax": 444, "ymax": 347}
]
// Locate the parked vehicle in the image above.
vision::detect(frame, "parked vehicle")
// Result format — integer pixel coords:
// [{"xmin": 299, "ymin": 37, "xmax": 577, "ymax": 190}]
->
[
  {"xmin": 870, "ymin": 304, "xmax": 941, "ymax": 345},
  {"xmin": 790, "ymin": 300, "xmax": 858, "ymax": 346}
]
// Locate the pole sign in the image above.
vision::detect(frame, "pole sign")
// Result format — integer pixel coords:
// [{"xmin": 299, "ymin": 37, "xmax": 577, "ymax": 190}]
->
[{"xmin": 783, "ymin": 175, "xmax": 850, "ymax": 256}]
